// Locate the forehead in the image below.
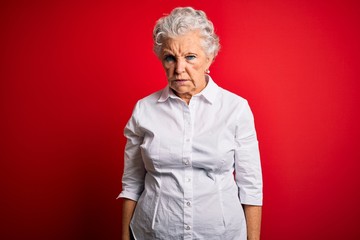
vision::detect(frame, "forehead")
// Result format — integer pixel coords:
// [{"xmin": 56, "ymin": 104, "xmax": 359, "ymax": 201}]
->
[{"xmin": 162, "ymin": 31, "xmax": 204, "ymax": 54}]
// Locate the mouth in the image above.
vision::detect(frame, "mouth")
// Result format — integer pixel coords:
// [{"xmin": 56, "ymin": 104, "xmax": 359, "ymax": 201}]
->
[
  {"xmin": 172, "ymin": 79, "xmax": 189, "ymax": 85},
  {"xmin": 172, "ymin": 79, "xmax": 189, "ymax": 82},
  {"xmin": 170, "ymin": 79, "xmax": 189, "ymax": 87}
]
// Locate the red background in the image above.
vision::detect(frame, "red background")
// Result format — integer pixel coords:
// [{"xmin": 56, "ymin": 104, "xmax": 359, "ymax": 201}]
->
[{"xmin": 1, "ymin": 0, "xmax": 359, "ymax": 239}]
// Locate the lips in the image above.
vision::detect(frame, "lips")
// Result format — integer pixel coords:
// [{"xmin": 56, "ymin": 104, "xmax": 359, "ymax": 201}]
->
[
  {"xmin": 172, "ymin": 79, "xmax": 189, "ymax": 86},
  {"xmin": 173, "ymin": 78, "xmax": 189, "ymax": 82}
]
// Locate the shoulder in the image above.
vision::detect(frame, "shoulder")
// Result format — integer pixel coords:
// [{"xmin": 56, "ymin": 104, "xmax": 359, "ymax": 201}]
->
[
  {"xmin": 135, "ymin": 88, "xmax": 164, "ymax": 108},
  {"xmin": 213, "ymin": 85, "xmax": 256, "ymax": 123},
  {"xmin": 215, "ymin": 87, "xmax": 256, "ymax": 129},
  {"xmin": 217, "ymin": 86, "xmax": 249, "ymax": 108},
  {"xmin": 130, "ymin": 88, "xmax": 167, "ymax": 119}
]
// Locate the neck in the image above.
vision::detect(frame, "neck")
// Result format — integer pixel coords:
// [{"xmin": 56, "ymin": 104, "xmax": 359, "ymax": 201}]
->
[{"xmin": 176, "ymin": 92, "xmax": 193, "ymax": 105}]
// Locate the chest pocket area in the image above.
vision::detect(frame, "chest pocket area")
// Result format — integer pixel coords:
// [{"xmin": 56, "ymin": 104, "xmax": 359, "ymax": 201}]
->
[
  {"xmin": 140, "ymin": 132, "xmax": 184, "ymax": 171},
  {"xmin": 158, "ymin": 139, "xmax": 183, "ymax": 169}
]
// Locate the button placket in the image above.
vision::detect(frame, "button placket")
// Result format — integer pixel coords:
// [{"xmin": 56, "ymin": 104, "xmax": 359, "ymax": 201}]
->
[{"xmin": 182, "ymin": 104, "xmax": 193, "ymax": 240}]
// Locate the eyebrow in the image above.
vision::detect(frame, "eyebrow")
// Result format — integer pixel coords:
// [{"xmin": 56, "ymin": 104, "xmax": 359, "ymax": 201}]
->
[
  {"xmin": 161, "ymin": 50, "xmax": 174, "ymax": 56},
  {"xmin": 161, "ymin": 47, "xmax": 173, "ymax": 53},
  {"xmin": 161, "ymin": 50, "xmax": 198, "ymax": 57}
]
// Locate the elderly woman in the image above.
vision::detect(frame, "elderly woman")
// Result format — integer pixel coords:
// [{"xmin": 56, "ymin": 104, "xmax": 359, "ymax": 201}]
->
[{"xmin": 118, "ymin": 7, "xmax": 263, "ymax": 240}]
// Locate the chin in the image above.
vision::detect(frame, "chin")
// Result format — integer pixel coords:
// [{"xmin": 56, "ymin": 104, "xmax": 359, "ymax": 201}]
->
[{"xmin": 172, "ymin": 87, "xmax": 190, "ymax": 94}]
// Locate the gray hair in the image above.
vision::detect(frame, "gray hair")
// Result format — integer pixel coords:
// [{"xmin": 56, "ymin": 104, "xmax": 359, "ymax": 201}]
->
[{"xmin": 153, "ymin": 7, "xmax": 220, "ymax": 58}]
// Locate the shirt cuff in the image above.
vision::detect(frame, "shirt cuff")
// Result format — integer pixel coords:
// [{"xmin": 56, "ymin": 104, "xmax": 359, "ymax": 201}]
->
[
  {"xmin": 116, "ymin": 191, "xmax": 141, "ymax": 201},
  {"xmin": 239, "ymin": 193, "xmax": 263, "ymax": 206}
]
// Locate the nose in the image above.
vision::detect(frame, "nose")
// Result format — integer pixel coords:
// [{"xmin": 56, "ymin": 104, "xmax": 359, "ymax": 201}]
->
[{"xmin": 175, "ymin": 59, "xmax": 185, "ymax": 74}]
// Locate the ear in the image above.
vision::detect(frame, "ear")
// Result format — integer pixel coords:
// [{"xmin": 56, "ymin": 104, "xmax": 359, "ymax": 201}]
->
[{"xmin": 206, "ymin": 55, "xmax": 215, "ymax": 69}]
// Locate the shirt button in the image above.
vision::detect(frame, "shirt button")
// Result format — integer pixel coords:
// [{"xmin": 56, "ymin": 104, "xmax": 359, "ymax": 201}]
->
[
  {"xmin": 185, "ymin": 225, "xmax": 191, "ymax": 230},
  {"xmin": 186, "ymin": 201, "xmax": 191, "ymax": 206},
  {"xmin": 184, "ymin": 160, "xmax": 190, "ymax": 165}
]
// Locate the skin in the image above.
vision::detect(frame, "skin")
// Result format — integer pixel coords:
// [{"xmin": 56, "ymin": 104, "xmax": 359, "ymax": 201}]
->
[
  {"xmin": 159, "ymin": 30, "xmax": 214, "ymax": 104},
  {"xmin": 244, "ymin": 205, "xmax": 262, "ymax": 240},
  {"xmin": 121, "ymin": 30, "xmax": 262, "ymax": 239},
  {"xmin": 121, "ymin": 199, "xmax": 136, "ymax": 240}
]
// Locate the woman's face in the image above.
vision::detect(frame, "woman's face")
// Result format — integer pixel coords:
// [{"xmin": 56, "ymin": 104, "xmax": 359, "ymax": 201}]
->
[{"xmin": 160, "ymin": 31, "xmax": 213, "ymax": 99}]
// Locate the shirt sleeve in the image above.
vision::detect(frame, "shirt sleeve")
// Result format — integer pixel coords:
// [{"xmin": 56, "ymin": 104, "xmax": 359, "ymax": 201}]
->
[
  {"xmin": 234, "ymin": 100, "xmax": 263, "ymax": 206},
  {"xmin": 117, "ymin": 101, "xmax": 146, "ymax": 201}
]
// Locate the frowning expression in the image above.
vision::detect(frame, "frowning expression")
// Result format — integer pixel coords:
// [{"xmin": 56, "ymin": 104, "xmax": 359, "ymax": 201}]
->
[{"xmin": 160, "ymin": 31, "xmax": 213, "ymax": 99}]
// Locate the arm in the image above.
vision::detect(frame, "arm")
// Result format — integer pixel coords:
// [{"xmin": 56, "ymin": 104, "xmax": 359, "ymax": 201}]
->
[
  {"xmin": 121, "ymin": 198, "xmax": 137, "ymax": 240},
  {"xmin": 234, "ymin": 101, "xmax": 263, "ymax": 239},
  {"xmin": 243, "ymin": 205, "xmax": 262, "ymax": 240},
  {"xmin": 118, "ymin": 101, "xmax": 146, "ymax": 239}
]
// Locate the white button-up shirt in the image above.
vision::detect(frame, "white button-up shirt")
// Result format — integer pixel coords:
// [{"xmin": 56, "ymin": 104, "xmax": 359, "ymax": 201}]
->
[{"xmin": 118, "ymin": 76, "xmax": 263, "ymax": 240}]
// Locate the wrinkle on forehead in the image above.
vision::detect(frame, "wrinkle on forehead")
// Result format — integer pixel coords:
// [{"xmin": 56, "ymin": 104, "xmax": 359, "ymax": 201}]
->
[{"xmin": 161, "ymin": 30, "xmax": 205, "ymax": 57}]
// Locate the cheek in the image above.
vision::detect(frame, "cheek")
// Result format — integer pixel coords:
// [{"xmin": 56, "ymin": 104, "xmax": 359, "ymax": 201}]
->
[
  {"xmin": 162, "ymin": 65, "xmax": 172, "ymax": 76},
  {"xmin": 187, "ymin": 63, "xmax": 203, "ymax": 75},
  {"xmin": 167, "ymin": 68, "xmax": 174, "ymax": 77},
  {"xmin": 192, "ymin": 59, "xmax": 207, "ymax": 70}
]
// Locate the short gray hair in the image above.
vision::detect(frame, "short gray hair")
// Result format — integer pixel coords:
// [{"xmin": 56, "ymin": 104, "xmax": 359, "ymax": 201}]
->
[{"xmin": 153, "ymin": 7, "xmax": 220, "ymax": 58}]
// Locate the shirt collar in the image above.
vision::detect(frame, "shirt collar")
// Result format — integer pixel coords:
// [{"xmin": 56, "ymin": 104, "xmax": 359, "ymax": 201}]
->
[
  {"xmin": 198, "ymin": 75, "xmax": 219, "ymax": 104},
  {"xmin": 158, "ymin": 75, "xmax": 219, "ymax": 104}
]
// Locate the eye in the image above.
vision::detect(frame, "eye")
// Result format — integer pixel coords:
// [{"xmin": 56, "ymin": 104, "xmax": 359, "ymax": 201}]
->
[
  {"xmin": 185, "ymin": 55, "xmax": 196, "ymax": 61},
  {"xmin": 164, "ymin": 55, "xmax": 176, "ymax": 62}
]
